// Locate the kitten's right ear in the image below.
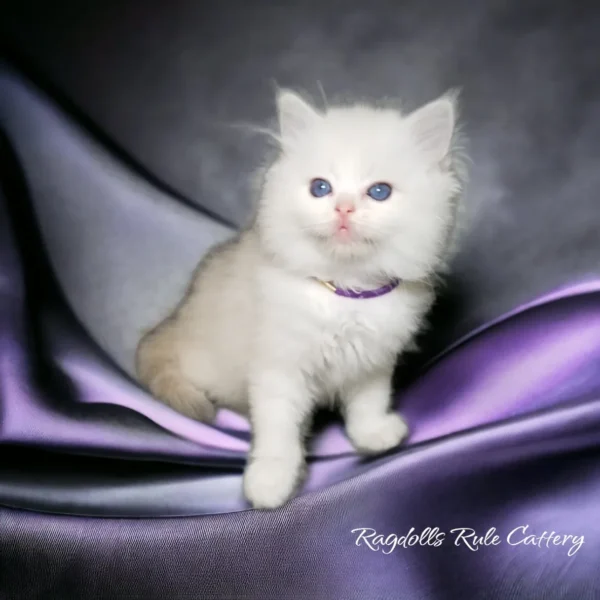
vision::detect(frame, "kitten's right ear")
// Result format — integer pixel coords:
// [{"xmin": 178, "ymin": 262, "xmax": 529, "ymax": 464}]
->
[{"xmin": 276, "ymin": 89, "xmax": 321, "ymax": 142}]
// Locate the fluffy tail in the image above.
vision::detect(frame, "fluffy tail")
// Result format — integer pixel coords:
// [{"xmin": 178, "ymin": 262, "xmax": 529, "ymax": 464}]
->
[{"xmin": 135, "ymin": 326, "xmax": 216, "ymax": 422}]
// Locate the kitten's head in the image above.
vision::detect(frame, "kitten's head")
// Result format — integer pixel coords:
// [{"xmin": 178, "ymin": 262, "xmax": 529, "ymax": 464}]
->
[{"xmin": 257, "ymin": 89, "xmax": 467, "ymax": 283}]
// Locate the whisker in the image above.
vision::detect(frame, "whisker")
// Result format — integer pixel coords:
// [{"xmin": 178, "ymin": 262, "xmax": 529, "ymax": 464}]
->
[{"xmin": 316, "ymin": 81, "xmax": 329, "ymax": 111}]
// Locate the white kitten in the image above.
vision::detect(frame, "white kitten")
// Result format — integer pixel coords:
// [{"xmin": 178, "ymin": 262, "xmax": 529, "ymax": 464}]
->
[{"xmin": 136, "ymin": 88, "xmax": 467, "ymax": 509}]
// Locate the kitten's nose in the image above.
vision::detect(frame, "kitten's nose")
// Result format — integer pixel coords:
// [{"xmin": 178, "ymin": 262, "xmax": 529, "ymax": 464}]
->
[{"xmin": 335, "ymin": 201, "xmax": 355, "ymax": 214}]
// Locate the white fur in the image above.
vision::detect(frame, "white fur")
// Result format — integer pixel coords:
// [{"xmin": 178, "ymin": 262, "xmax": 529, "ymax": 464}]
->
[{"xmin": 136, "ymin": 89, "xmax": 467, "ymax": 509}]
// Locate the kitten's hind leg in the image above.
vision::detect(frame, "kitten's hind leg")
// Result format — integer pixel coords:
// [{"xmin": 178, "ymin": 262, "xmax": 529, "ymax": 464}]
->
[{"xmin": 135, "ymin": 325, "xmax": 217, "ymax": 423}]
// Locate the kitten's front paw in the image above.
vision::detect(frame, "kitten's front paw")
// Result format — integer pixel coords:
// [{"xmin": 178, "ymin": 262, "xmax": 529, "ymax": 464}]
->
[
  {"xmin": 346, "ymin": 413, "xmax": 409, "ymax": 455},
  {"xmin": 243, "ymin": 455, "xmax": 304, "ymax": 510}
]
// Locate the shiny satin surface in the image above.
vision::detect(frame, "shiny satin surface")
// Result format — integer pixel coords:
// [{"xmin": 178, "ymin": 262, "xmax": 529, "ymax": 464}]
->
[
  {"xmin": 3, "ymin": 1, "xmax": 600, "ymax": 596},
  {"xmin": 1, "ymin": 73, "xmax": 600, "ymax": 599}
]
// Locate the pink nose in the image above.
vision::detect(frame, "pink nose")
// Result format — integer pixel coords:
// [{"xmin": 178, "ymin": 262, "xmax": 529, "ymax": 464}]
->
[{"xmin": 335, "ymin": 202, "xmax": 355, "ymax": 214}]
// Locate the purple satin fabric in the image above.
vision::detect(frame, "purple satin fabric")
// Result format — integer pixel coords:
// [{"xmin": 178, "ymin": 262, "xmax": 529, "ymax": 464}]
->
[
  {"xmin": 2, "ymin": 179, "xmax": 600, "ymax": 598},
  {"xmin": 3, "ymin": 71, "xmax": 600, "ymax": 600}
]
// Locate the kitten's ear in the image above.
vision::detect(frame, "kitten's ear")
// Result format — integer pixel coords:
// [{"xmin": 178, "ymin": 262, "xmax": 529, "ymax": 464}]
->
[
  {"xmin": 276, "ymin": 89, "xmax": 321, "ymax": 141},
  {"xmin": 407, "ymin": 95, "xmax": 456, "ymax": 163}
]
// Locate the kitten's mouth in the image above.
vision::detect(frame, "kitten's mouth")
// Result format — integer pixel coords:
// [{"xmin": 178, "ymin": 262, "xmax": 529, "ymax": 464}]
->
[
  {"xmin": 310, "ymin": 222, "xmax": 372, "ymax": 247},
  {"xmin": 335, "ymin": 225, "xmax": 352, "ymax": 242}
]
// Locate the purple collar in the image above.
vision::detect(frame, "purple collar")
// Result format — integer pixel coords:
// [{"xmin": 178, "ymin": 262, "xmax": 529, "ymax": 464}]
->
[{"xmin": 315, "ymin": 278, "xmax": 401, "ymax": 299}]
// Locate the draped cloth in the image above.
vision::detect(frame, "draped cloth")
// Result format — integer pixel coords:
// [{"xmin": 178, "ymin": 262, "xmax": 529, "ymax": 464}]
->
[{"xmin": 2, "ymin": 2, "xmax": 600, "ymax": 597}]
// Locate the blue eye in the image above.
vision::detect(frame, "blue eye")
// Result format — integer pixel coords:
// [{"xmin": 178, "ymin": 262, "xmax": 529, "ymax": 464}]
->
[
  {"xmin": 310, "ymin": 178, "xmax": 333, "ymax": 197},
  {"xmin": 367, "ymin": 182, "xmax": 392, "ymax": 201}
]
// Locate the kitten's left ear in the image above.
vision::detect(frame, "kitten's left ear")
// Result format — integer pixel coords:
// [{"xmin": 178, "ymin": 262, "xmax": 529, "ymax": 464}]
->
[
  {"xmin": 276, "ymin": 89, "xmax": 321, "ymax": 142},
  {"xmin": 407, "ymin": 95, "xmax": 456, "ymax": 163}
]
